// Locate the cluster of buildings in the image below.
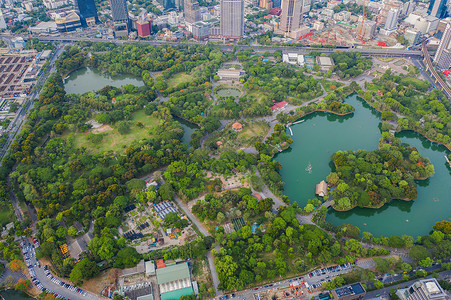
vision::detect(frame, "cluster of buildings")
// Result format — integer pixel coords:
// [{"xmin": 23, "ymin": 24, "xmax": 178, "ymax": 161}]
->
[{"xmin": 119, "ymin": 260, "xmax": 197, "ymax": 300}]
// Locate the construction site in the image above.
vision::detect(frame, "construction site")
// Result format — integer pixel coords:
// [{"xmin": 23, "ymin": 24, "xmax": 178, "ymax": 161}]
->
[
  {"xmin": 0, "ymin": 53, "xmax": 41, "ymax": 99},
  {"xmin": 253, "ymin": 281, "xmax": 311, "ymax": 300}
]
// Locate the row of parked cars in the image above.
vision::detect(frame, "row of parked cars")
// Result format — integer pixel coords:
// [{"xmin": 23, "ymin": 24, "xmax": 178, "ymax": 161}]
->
[
  {"xmin": 43, "ymin": 265, "xmax": 88, "ymax": 297},
  {"xmin": 21, "ymin": 239, "xmax": 88, "ymax": 299},
  {"xmin": 308, "ymin": 262, "xmax": 355, "ymax": 278}
]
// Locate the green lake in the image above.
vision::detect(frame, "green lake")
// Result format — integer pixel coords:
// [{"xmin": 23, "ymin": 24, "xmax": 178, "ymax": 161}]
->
[
  {"xmin": 1, "ymin": 290, "xmax": 33, "ymax": 300},
  {"xmin": 275, "ymin": 94, "xmax": 451, "ymax": 237},
  {"xmin": 64, "ymin": 67, "xmax": 144, "ymax": 94}
]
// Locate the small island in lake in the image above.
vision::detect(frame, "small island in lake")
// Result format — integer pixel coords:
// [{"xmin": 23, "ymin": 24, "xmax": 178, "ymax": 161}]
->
[{"xmin": 327, "ymin": 132, "xmax": 435, "ymax": 211}]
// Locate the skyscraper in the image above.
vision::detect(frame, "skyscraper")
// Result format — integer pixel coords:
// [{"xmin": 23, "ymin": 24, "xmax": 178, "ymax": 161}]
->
[
  {"xmin": 384, "ymin": 8, "xmax": 399, "ymax": 30},
  {"xmin": 75, "ymin": 0, "xmax": 99, "ymax": 26},
  {"xmin": 184, "ymin": 0, "xmax": 200, "ymax": 24},
  {"xmin": 111, "ymin": 0, "xmax": 129, "ymax": 35},
  {"xmin": 434, "ymin": 19, "xmax": 451, "ymax": 68},
  {"xmin": 220, "ymin": 0, "xmax": 244, "ymax": 40},
  {"xmin": 428, "ymin": 0, "xmax": 449, "ymax": 19},
  {"xmin": 279, "ymin": 0, "xmax": 302, "ymax": 33},
  {"xmin": 0, "ymin": 9, "xmax": 6, "ymax": 29}
]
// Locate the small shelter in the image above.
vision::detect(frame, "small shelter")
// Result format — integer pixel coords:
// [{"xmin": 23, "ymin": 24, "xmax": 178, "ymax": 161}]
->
[
  {"xmin": 315, "ymin": 180, "xmax": 328, "ymax": 197},
  {"xmin": 232, "ymin": 122, "xmax": 243, "ymax": 132}
]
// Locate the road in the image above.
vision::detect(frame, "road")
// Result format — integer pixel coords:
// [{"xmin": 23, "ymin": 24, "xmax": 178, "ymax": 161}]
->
[
  {"xmin": 173, "ymin": 195, "xmax": 222, "ymax": 296},
  {"xmin": 0, "ymin": 44, "xmax": 66, "ymax": 165},
  {"xmin": 364, "ymin": 269, "xmax": 451, "ymax": 299},
  {"xmin": 21, "ymin": 239, "xmax": 103, "ymax": 300}
]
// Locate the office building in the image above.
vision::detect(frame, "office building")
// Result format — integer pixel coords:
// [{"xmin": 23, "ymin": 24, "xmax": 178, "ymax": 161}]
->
[
  {"xmin": 184, "ymin": 0, "xmax": 200, "ymax": 24},
  {"xmin": 331, "ymin": 283, "xmax": 366, "ymax": 300},
  {"xmin": 435, "ymin": 19, "xmax": 451, "ymax": 68},
  {"xmin": 55, "ymin": 10, "xmax": 82, "ymax": 32},
  {"xmin": 74, "ymin": 0, "xmax": 98, "ymax": 26},
  {"xmin": 220, "ymin": 0, "xmax": 244, "ymax": 40},
  {"xmin": 428, "ymin": 0, "xmax": 449, "ymax": 19},
  {"xmin": 279, "ymin": 0, "xmax": 302, "ymax": 34},
  {"xmin": 137, "ymin": 19, "xmax": 151, "ymax": 37},
  {"xmin": 158, "ymin": 0, "xmax": 176, "ymax": 10},
  {"xmin": 396, "ymin": 278, "xmax": 447, "ymax": 300},
  {"xmin": 404, "ymin": 28, "xmax": 420, "ymax": 45},
  {"xmin": 111, "ymin": 0, "xmax": 130, "ymax": 36}
]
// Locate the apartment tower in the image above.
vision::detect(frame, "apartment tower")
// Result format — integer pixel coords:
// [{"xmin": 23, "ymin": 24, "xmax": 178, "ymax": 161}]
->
[{"xmin": 220, "ymin": 0, "xmax": 244, "ymax": 39}]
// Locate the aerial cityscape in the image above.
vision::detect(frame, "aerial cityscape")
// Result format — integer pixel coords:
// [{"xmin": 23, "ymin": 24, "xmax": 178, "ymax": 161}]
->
[{"xmin": 0, "ymin": 0, "xmax": 449, "ymax": 299}]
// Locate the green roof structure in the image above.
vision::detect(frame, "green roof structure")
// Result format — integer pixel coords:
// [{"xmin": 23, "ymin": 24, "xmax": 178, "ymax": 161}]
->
[
  {"xmin": 156, "ymin": 262, "xmax": 191, "ymax": 285},
  {"xmin": 160, "ymin": 286, "xmax": 194, "ymax": 300}
]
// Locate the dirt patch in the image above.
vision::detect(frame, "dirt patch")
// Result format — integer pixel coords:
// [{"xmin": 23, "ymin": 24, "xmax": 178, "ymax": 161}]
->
[
  {"xmin": 81, "ymin": 268, "xmax": 122, "ymax": 295},
  {"xmin": 92, "ymin": 124, "xmax": 113, "ymax": 134}
]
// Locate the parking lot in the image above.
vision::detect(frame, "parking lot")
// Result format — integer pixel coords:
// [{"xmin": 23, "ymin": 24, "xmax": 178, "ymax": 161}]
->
[{"xmin": 21, "ymin": 238, "xmax": 101, "ymax": 300}]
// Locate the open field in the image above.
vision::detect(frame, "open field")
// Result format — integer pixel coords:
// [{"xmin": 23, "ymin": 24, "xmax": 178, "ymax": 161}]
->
[
  {"xmin": 205, "ymin": 121, "xmax": 270, "ymax": 153},
  {"xmin": 166, "ymin": 72, "xmax": 192, "ymax": 87},
  {"xmin": 73, "ymin": 110, "xmax": 159, "ymax": 154}
]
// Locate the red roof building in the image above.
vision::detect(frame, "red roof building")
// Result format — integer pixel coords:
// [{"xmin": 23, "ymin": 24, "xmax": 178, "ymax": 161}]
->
[
  {"xmin": 270, "ymin": 100, "xmax": 288, "ymax": 111},
  {"xmin": 156, "ymin": 259, "xmax": 166, "ymax": 269},
  {"xmin": 270, "ymin": 7, "xmax": 282, "ymax": 15}
]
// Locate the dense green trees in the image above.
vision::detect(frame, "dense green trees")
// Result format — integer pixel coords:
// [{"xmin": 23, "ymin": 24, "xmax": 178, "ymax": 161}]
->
[
  {"xmin": 330, "ymin": 52, "xmax": 372, "ymax": 79},
  {"xmin": 361, "ymin": 70, "xmax": 451, "ymax": 149},
  {"xmin": 329, "ymin": 136, "xmax": 434, "ymax": 210},
  {"xmin": 69, "ymin": 258, "xmax": 100, "ymax": 285}
]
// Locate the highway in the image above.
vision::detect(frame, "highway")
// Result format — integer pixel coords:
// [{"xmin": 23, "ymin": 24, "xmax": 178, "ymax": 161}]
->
[
  {"xmin": 25, "ymin": 35, "xmax": 423, "ymax": 57},
  {"xmin": 421, "ymin": 41, "xmax": 451, "ymax": 98}
]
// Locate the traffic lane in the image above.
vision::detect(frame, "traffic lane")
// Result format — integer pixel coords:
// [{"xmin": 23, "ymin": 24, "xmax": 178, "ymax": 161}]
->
[{"xmin": 364, "ymin": 270, "xmax": 451, "ymax": 299}]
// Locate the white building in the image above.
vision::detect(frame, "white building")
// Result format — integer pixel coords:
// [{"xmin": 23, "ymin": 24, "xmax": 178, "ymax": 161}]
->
[
  {"xmin": 404, "ymin": 28, "xmax": 420, "ymax": 45},
  {"xmin": 282, "ymin": 53, "xmax": 305, "ymax": 66},
  {"xmin": 404, "ymin": 12, "xmax": 439, "ymax": 34},
  {"xmin": 396, "ymin": 279, "xmax": 447, "ymax": 300},
  {"xmin": 43, "ymin": 0, "xmax": 68, "ymax": 9}
]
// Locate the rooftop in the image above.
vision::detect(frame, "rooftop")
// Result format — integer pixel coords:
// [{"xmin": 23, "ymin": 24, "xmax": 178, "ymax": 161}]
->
[
  {"xmin": 156, "ymin": 262, "xmax": 190, "ymax": 285},
  {"xmin": 333, "ymin": 283, "xmax": 366, "ymax": 298}
]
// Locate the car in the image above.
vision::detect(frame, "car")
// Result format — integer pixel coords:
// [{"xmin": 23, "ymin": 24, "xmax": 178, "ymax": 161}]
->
[{"xmin": 254, "ymin": 288, "xmax": 258, "ymax": 290}]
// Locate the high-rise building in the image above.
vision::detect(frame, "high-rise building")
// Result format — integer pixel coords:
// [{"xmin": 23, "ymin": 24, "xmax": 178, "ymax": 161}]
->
[
  {"xmin": 158, "ymin": 0, "xmax": 175, "ymax": 10},
  {"xmin": 111, "ymin": 0, "xmax": 130, "ymax": 36},
  {"xmin": 74, "ymin": 0, "xmax": 98, "ymax": 26},
  {"xmin": 220, "ymin": 0, "xmax": 244, "ymax": 39},
  {"xmin": 184, "ymin": 0, "xmax": 200, "ymax": 24},
  {"xmin": 435, "ymin": 19, "xmax": 451, "ymax": 68},
  {"xmin": 279, "ymin": 0, "xmax": 302, "ymax": 33},
  {"xmin": 0, "ymin": 9, "xmax": 6, "ymax": 29},
  {"xmin": 428, "ymin": 0, "xmax": 449, "ymax": 18},
  {"xmin": 259, "ymin": 0, "xmax": 273, "ymax": 10},
  {"xmin": 396, "ymin": 279, "xmax": 447, "ymax": 300},
  {"xmin": 384, "ymin": 8, "xmax": 399, "ymax": 30},
  {"xmin": 137, "ymin": 19, "xmax": 151, "ymax": 37}
]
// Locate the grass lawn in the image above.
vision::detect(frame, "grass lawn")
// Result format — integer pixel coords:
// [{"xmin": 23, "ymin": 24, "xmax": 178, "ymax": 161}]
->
[
  {"xmin": 239, "ymin": 122, "xmax": 269, "ymax": 140},
  {"xmin": 378, "ymin": 57, "xmax": 394, "ymax": 62},
  {"xmin": 206, "ymin": 121, "xmax": 270, "ymax": 153},
  {"xmin": 0, "ymin": 206, "xmax": 14, "ymax": 227},
  {"xmin": 166, "ymin": 72, "xmax": 193, "ymax": 88},
  {"xmin": 73, "ymin": 110, "xmax": 160, "ymax": 154}
]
